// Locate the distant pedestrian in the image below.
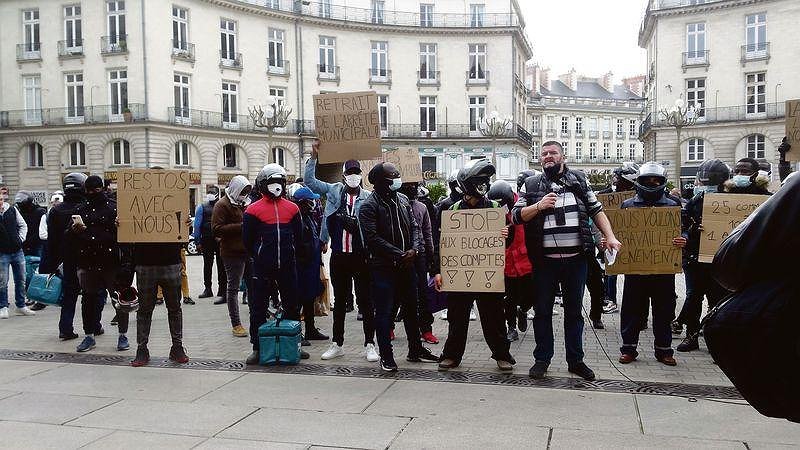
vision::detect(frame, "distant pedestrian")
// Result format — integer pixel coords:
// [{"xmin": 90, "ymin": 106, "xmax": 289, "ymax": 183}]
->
[
  {"xmin": 0, "ymin": 190, "xmax": 34, "ymax": 319},
  {"xmin": 193, "ymin": 185, "xmax": 227, "ymax": 300}
]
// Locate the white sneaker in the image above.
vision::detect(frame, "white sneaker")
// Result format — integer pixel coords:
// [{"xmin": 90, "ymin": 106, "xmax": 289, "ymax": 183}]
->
[
  {"xmin": 16, "ymin": 306, "xmax": 36, "ymax": 317},
  {"xmin": 0, "ymin": 307, "xmax": 8, "ymax": 319},
  {"xmin": 364, "ymin": 343, "xmax": 380, "ymax": 362},
  {"xmin": 321, "ymin": 342, "xmax": 344, "ymax": 360},
  {"xmin": 440, "ymin": 309, "xmax": 448, "ymax": 320},
  {"xmin": 469, "ymin": 308, "xmax": 477, "ymax": 321}
]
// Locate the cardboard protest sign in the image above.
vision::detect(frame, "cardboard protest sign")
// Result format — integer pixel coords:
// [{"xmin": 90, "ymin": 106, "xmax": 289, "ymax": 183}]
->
[
  {"xmin": 28, "ymin": 190, "xmax": 48, "ymax": 206},
  {"xmin": 117, "ymin": 169, "xmax": 190, "ymax": 243},
  {"xmin": 439, "ymin": 207, "xmax": 506, "ymax": 293},
  {"xmin": 597, "ymin": 191, "xmax": 635, "ymax": 210},
  {"xmin": 605, "ymin": 207, "xmax": 682, "ymax": 275},
  {"xmin": 786, "ymin": 100, "xmax": 800, "ymax": 162},
  {"xmin": 698, "ymin": 193, "xmax": 767, "ymax": 263},
  {"xmin": 313, "ymin": 91, "xmax": 381, "ymax": 164},
  {"xmin": 360, "ymin": 147, "xmax": 422, "ymax": 191}
]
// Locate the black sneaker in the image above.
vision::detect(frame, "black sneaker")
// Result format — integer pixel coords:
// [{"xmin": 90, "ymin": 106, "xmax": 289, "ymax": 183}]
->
[
  {"xmin": 95, "ymin": 327, "xmax": 105, "ymax": 336},
  {"xmin": 506, "ymin": 328, "xmax": 519, "ymax": 342},
  {"xmin": 671, "ymin": 320, "xmax": 684, "ymax": 335},
  {"xmin": 380, "ymin": 356, "xmax": 398, "ymax": 372},
  {"xmin": 568, "ymin": 362, "xmax": 596, "ymax": 381},
  {"xmin": 183, "ymin": 297, "xmax": 195, "ymax": 305},
  {"xmin": 245, "ymin": 351, "xmax": 259, "ymax": 365},
  {"xmin": 300, "ymin": 349, "xmax": 310, "ymax": 360},
  {"xmin": 676, "ymin": 336, "xmax": 699, "ymax": 352},
  {"xmin": 168, "ymin": 345, "xmax": 189, "ymax": 364},
  {"xmin": 198, "ymin": 288, "xmax": 213, "ymax": 299},
  {"xmin": 407, "ymin": 347, "xmax": 438, "ymax": 363},
  {"xmin": 305, "ymin": 328, "xmax": 329, "ymax": 340},
  {"xmin": 131, "ymin": 347, "xmax": 150, "ymax": 367},
  {"xmin": 31, "ymin": 303, "xmax": 47, "ymax": 311},
  {"xmin": 529, "ymin": 361, "xmax": 549, "ymax": 380},
  {"xmin": 59, "ymin": 332, "xmax": 79, "ymax": 341},
  {"xmin": 592, "ymin": 320, "xmax": 605, "ymax": 330},
  {"xmin": 517, "ymin": 309, "xmax": 528, "ymax": 332},
  {"xmin": 213, "ymin": 298, "xmax": 226, "ymax": 305},
  {"xmin": 301, "ymin": 338, "xmax": 311, "ymax": 347}
]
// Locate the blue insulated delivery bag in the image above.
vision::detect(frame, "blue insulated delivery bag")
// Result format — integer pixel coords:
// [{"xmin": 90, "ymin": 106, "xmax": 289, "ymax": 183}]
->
[
  {"xmin": 24, "ymin": 255, "xmax": 41, "ymax": 287},
  {"xmin": 258, "ymin": 316, "xmax": 302, "ymax": 365},
  {"xmin": 26, "ymin": 272, "xmax": 63, "ymax": 306}
]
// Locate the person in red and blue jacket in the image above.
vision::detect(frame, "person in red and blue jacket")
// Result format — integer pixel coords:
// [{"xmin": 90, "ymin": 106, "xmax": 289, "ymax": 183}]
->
[{"xmin": 242, "ymin": 163, "xmax": 303, "ymax": 365}]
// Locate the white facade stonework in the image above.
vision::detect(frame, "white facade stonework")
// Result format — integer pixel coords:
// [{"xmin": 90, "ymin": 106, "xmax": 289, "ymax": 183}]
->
[
  {"xmin": 0, "ymin": 0, "xmax": 532, "ymax": 205},
  {"xmin": 639, "ymin": 0, "xmax": 800, "ymax": 189}
]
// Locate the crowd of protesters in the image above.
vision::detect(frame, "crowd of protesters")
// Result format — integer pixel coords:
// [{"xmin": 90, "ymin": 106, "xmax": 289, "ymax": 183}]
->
[{"xmin": 0, "ymin": 138, "xmax": 789, "ymax": 377}]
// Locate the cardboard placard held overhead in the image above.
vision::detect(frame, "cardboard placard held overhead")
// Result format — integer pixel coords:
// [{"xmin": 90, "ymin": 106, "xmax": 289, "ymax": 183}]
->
[
  {"xmin": 786, "ymin": 100, "xmax": 800, "ymax": 162},
  {"xmin": 597, "ymin": 191, "xmax": 636, "ymax": 210},
  {"xmin": 360, "ymin": 147, "xmax": 423, "ymax": 191},
  {"xmin": 698, "ymin": 193, "xmax": 767, "ymax": 263},
  {"xmin": 605, "ymin": 207, "xmax": 682, "ymax": 275},
  {"xmin": 117, "ymin": 169, "xmax": 190, "ymax": 243},
  {"xmin": 439, "ymin": 207, "xmax": 506, "ymax": 293},
  {"xmin": 313, "ymin": 91, "xmax": 382, "ymax": 164}
]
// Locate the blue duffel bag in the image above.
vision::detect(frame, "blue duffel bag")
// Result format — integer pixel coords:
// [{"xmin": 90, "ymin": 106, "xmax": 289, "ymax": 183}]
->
[
  {"xmin": 258, "ymin": 315, "xmax": 301, "ymax": 366},
  {"xmin": 26, "ymin": 272, "xmax": 63, "ymax": 306},
  {"xmin": 24, "ymin": 255, "xmax": 41, "ymax": 287}
]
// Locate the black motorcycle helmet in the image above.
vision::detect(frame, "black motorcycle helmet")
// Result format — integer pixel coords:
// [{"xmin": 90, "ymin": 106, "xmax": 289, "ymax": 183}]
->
[
  {"xmin": 696, "ymin": 159, "xmax": 731, "ymax": 188},
  {"xmin": 488, "ymin": 179, "xmax": 515, "ymax": 209},
  {"xmin": 613, "ymin": 162, "xmax": 639, "ymax": 191},
  {"xmin": 457, "ymin": 159, "xmax": 495, "ymax": 198},
  {"xmin": 634, "ymin": 162, "xmax": 668, "ymax": 203},
  {"xmin": 63, "ymin": 172, "xmax": 88, "ymax": 195},
  {"xmin": 516, "ymin": 169, "xmax": 537, "ymax": 191}
]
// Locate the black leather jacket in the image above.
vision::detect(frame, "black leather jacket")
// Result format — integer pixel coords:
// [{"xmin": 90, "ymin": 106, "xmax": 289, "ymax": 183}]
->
[{"xmin": 358, "ymin": 191, "xmax": 418, "ymax": 268}]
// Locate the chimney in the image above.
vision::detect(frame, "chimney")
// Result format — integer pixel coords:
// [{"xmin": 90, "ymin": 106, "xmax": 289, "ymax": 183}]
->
[
  {"xmin": 622, "ymin": 75, "xmax": 645, "ymax": 97},
  {"xmin": 558, "ymin": 68, "xmax": 578, "ymax": 91},
  {"xmin": 541, "ymin": 68, "xmax": 551, "ymax": 91},
  {"xmin": 601, "ymin": 71, "xmax": 614, "ymax": 92}
]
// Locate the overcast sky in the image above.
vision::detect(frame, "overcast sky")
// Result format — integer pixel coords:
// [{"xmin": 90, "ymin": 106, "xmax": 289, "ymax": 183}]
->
[{"xmin": 518, "ymin": 0, "xmax": 648, "ymax": 79}]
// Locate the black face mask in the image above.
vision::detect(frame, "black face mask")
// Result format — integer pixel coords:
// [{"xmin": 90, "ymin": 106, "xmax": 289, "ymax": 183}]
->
[
  {"xmin": 86, "ymin": 191, "xmax": 105, "ymax": 202},
  {"xmin": 543, "ymin": 164, "xmax": 562, "ymax": 179}
]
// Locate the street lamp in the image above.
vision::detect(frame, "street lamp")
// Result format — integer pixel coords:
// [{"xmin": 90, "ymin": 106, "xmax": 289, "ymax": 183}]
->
[
  {"xmin": 248, "ymin": 95, "xmax": 292, "ymax": 165},
  {"xmin": 659, "ymin": 98, "xmax": 699, "ymax": 188},
  {"xmin": 479, "ymin": 110, "xmax": 513, "ymax": 166}
]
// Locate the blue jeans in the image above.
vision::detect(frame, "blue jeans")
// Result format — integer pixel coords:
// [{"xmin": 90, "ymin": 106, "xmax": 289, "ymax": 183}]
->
[
  {"xmin": 0, "ymin": 251, "xmax": 26, "ymax": 309},
  {"xmin": 532, "ymin": 255, "xmax": 588, "ymax": 364}
]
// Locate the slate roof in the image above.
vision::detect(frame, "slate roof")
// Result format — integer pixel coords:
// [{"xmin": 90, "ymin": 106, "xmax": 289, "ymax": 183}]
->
[{"xmin": 538, "ymin": 80, "xmax": 643, "ymax": 101}]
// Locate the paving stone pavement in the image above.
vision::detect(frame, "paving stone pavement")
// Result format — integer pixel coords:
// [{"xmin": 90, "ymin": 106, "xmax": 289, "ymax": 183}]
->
[{"xmin": 0, "ymin": 253, "xmax": 731, "ymax": 387}]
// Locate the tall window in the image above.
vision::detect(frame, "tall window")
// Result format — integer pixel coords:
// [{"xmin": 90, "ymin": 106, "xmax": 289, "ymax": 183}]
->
[
  {"xmin": 68, "ymin": 141, "xmax": 86, "ymax": 167},
  {"xmin": 575, "ymin": 142, "xmax": 583, "ymax": 159},
  {"xmin": 220, "ymin": 19, "xmax": 236, "ymax": 61},
  {"xmin": 174, "ymin": 74, "xmax": 190, "ymax": 122},
  {"xmin": 589, "ymin": 142, "xmax": 597, "ymax": 159},
  {"xmin": 420, "ymin": 96, "xmax": 436, "ymax": 133},
  {"xmin": 468, "ymin": 44, "xmax": 486, "ymax": 80},
  {"xmin": 107, "ymin": 1, "xmax": 126, "ymax": 45},
  {"xmin": 378, "ymin": 95, "xmax": 388, "ymax": 132},
  {"xmin": 23, "ymin": 76, "xmax": 42, "ymax": 123},
  {"xmin": 27, "ymin": 142, "xmax": 44, "ymax": 168},
  {"xmin": 371, "ymin": 1, "xmax": 384, "ymax": 24},
  {"xmin": 222, "ymin": 82, "xmax": 238, "ymax": 126},
  {"xmin": 745, "ymin": 13, "xmax": 767, "ymax": 53},
  {"xmin": 603, "ymin": 142, "xmax": 610, "ymax": 159},
  {"xmin": 470, "ymin": 4, "xmax": 485, "ymax": 27},
  {"xmin": 272, "ymin": 148, "xmax": 285, "ymax": 166},
  {"xmin": 109, "ymin": 70, "xmax": 128, "ymax": 117},
  {"xmin": 175, "ymin": 141, "xmax": 190, "ymax": 166},
  {"xmin": 616, "ymin": 143, "xmax": 624, "ymax": 158},
  {"xmin": 560, "ymin": 116, "xmax": 569, "ymax": 135},
  {"xmin": 747, "ymin": 134, "xmax": 765, "ymax": 159},
  {"xmin": 112, "ymin": 139, "xmax": 131, "ymax": 165},
  {"xmin": 602, "ymin": 118, "xmax": 611, "ymax": 133},
  {"xmin": 172, "ymin": 7, "xmax": 188, "ymax": 51},
  {"xmin": 531, "ymin": 115, "xmax": 540, "ymax": 133},
  {"xmin": 469, "ymin": 96, "xmax": 486, "ymax": 132},
  {"xmin": 629, "ymin": 144, "xmax": 636, "ymax": 160},
  {"xmin": 269, "ymin": 87, "xmax": 286, "ymax": 108},
  {"xmin": 589, "ymin": 117, "xmax": 598, "ymax": 133},
  {"xmin": 319, "ymin": 0, "xmax": 331, "ymax": 18},
  {"xmin": 318, "ymin": 36, "xmax": 336, "ymax": 75},
  {"xmin": 686, "ymin": 78, "xmax": 706, "ymax": 118},
  {"xmin": 616, "ymin": 119, "xmax": 624, "ymax": 135},
  {"xmin": 419, "ymin": 44, "xmax": 437, "ymax": 80},
  {"xmin": 370, "ymin": 41, "xmax": 388, "ymax": 78},
  {"xmin": 686, "ymin": 23, "xmax": 706, "ymax": 60},
  {"xmin": 561, "ymin": 142, "xmax": 569, "ymax": 158},
  {"xmin": 546, "ymin": 116, "xmax": 555, "ymax": 132},
  {"xmin": 22, "ymin": 9, "xmax": 40, "ymax": 53},
  {"xmin": 268, "ymin": 28, "xmax": 285, "ymax": 70},
  {"xmin": 420, "ymin": 4, "xmax": 434, "ymax": 27},
  {"xmin": 629, "ymin": 119, "xmax": 637, "ymax": 138},
  {"xmin": 746, "ymin": 72, "xmax": 766, "ymax": 115},
  {"xmin": 64, "ymin": 5, "xmax": 82, "ymax": 49},
  {"xmin": 575, "ymin": 117, "xmax": 583, "ymax": 134},
  {"xmin": 687, "ymin": 138, "xmax": 705, "ymax": 161},
  {"xmin": 65, "ymin": 73, "xmax": 84, "ymax": 121},
  {"xmin": 223, "ymin": 143, "xmax": 237, "ymax": 168}
]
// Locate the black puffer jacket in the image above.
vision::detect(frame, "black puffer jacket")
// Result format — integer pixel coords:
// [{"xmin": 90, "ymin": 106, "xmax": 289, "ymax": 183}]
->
[
  {"xmin": 40, "ymin": 192, "xmax": 87, "ymax": 273},
  {"xmin": 74, "ymin": 193, "xmax": 118, "ymax": 271},
  {"xmin": 358, "ymin": 191, "xmax": 417, "ymax": 268}
]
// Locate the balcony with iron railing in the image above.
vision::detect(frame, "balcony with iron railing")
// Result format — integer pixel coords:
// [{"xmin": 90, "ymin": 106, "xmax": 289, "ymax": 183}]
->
[
  {"xmin": 317, "ymin": 65, "xmax": 340, "ymax": 83},
  {"xmin": 0, "ymin": 104, "xmax": 146, "ymax": 128},
  {"xmin": 602, "ymin": 131, "xmax": 612, "ymax": 140},
  {"xmin": 101, "ymin": 35, "xmax": 128, "ymax": 55},
  {"xmin": 368, "ymin": 68, "xmax": 391, "ymax": 85},
  {"xmin": 741, "ymin": 42, "xmax": 770, "ymax": 65},
  {"xmin": 417, "ymin": 70, "xmax": 441, "ymax": 87},
  {"xmin": 466, "ymin": 70, "xmax": 490, "ymax": 86},
  {"xmin": 639, "ymin": 113, "xmax": 652, "ymax": 138},
  {"xmin": 560, "ymin": 130, "xmax": 571, "ymax": 138},
  {"xmin": 575, "ymin": 130, "xmax": 584, "ymax": 139},
  {"xmin": 16, "ymin": 43, "xmax": 42, "ymax": 62},
  {"xmin": 275, "ymin": 120, "xmax": 532, "ymax": 142},
  {"xmin": 616, "ymin": 132, "xmax": 626, "ymax": 140},
  {"xmin": 268, "ymin": 60, "xmax": 290, "ymax": 76},
  {"xmin": 648, "ymin": 102, "xmax": 785, "ymax": 127},
  {"xmin": 172, "ymin": 40, "xmax": 195, "ymax": 62},
  {"xmin": 545, "ymin": 129, "xmax": 556, "ymax": 138},
  {"xmin": 58, "ymin": 40, "xmax": 84, "ymax": 58},
  {"xmin": 682, "ymin": 50, "xmax": 709, "ymax": 71},
  {"xmin": 220, "ymin": 51, "xmax": 243, "ymax": 70},
  {"xmin": 588, "ymin": 130, "xmax": 599, "ymax": 139},
  {"xmin": 168, "ymin": 107, "xmax": 258, "ymax": 131}
]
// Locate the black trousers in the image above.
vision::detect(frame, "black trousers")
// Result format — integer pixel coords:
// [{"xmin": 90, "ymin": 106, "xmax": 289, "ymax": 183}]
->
[
  {"xmin": 201, "ymin": 239, "xmax": 227, "ymax": 292},
  {"xmin": 677, "ymin": 261, "xmax": 729, "ymax": 334},
  {"xmin": 586, "ymin": 253, "xmax": 606, "ymax": 322},
  {"xmin": 330, "ymin": 252, "xmax": 374, "ymax": 346},
  {"xmin": 504, "ymin": 274, "xmax": 534, "ymax": 330},
  {"xmin": 441, "ymin": 292, "xmax": 513, "ymax": 365},
  {"xmin": 415, "ymin": 254, "xmax": 434, "ymax": 334}
]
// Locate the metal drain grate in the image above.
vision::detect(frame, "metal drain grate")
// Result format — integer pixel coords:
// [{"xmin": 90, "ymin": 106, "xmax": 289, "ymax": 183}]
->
[{"xmin": 0, "ymin": 349, "xmax": 742, "ymax": 400}]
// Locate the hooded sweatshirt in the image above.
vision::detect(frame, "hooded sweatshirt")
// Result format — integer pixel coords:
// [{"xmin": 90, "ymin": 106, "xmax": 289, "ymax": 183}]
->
[{"xmin": 212, "ymin": 175, "xmax": 251, "ymax": 258}]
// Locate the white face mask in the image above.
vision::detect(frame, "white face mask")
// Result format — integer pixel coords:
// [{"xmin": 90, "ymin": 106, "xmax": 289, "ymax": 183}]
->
[
  {"xmin": 389, "ymin": 178, "xmax": 403, "ymax": 191},
  {"xmin": 206, "ymin": 193, "xmax": 218, "ymax": 202},
  {"xmin": 267, "ymin": 183, "xmax": 283, "ymax": 197},
  {"xmin": 344, "ymin": 174, "xmax": 362, "ymax": 188},
  {"xmin": 237, "ymin": 195, "xmax": 252, "ymax": 207}
]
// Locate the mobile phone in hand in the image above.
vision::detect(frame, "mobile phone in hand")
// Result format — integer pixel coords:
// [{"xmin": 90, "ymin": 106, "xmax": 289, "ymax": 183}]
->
[{"xmin": 71, "ymin": 215, "xmax": 85, "ymax": 226}]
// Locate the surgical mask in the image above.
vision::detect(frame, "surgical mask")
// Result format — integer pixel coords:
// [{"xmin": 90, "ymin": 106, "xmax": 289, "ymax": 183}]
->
[
  {"xmin": 267, "ymin": 183, "xmax": 283, "ymax": 197},
  {"xmin": 732, "ymin": 175, "xmax": 752, "ymax": 188},
  {"xmin": 693, "ymin": 185, "xmax": 717, "ymax": 196},
  {"xmin": 236, "ymin": 195, "xmax": 251, "ymax": 207},
  {"xmin": 344, "ymin": 174, "xmax": 362, "ymax": 188},
  {"xmin": 389, "ymin": 178, "xmax": 402, "ymax": 191},
  {"xmin": 206, "ymin": 193, "xmax": 218, "ymax": 202}
]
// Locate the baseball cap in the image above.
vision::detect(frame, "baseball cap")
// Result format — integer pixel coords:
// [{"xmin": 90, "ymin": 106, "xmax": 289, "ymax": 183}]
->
[
  {"xmin": 292, "ymin": 186, "xmax": 320, "ymax": 200},
  {"xmin": 342, "ymin": 160, "xmax": 361, "ymax": 175}
]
